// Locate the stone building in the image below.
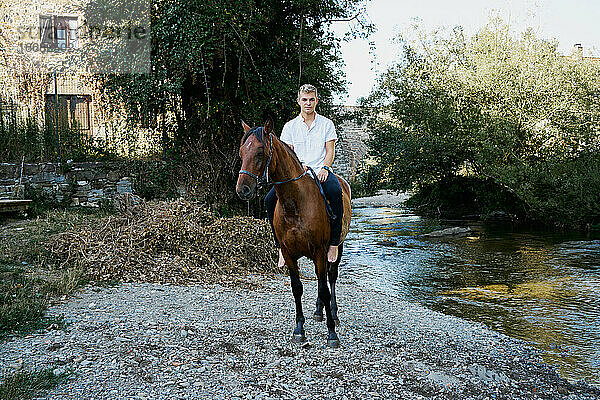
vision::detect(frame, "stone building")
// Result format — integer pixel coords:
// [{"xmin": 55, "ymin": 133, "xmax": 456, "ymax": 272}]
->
[
  {"xmin": 570, "ymin": 43, "xmax": 600, "ymax": 63},
  {"xmin": 1, "ymin": 0, "xmax": 150, "ymax": 143},
  {"xmin": 1, "ymin": 0, "xmax": 89, "ymax": 130}
]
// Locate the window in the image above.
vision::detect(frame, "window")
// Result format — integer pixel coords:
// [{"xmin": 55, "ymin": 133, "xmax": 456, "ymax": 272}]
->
[
  {"xmin": 40, "ymin": 16, "xmax": 78, "ymax": 49},
  {"xmin": 45, "ymin": 95, "xmax": 92, "ymax": 132}
]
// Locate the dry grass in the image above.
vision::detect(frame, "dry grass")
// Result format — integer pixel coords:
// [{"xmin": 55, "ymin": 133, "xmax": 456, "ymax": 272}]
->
[
  {"xmin": 1, "ymin": 208, "xmax": 106, "ymax": 337},
  {"xmin": 47, "ymin": 199, "xmax": 282, "ymax": 285}
]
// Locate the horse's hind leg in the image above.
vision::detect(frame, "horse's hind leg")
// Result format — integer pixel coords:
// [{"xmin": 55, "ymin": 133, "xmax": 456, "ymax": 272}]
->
[
  {"xmin": 329, "ymin": 242, "xmax": 343, "ymax": 327},
  {"xmin": 287, "ymin": 257, "xmax": 306, "ymax": 343}
]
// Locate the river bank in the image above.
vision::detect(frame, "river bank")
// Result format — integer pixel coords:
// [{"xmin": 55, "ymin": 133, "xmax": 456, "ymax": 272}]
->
[{"xmin": 1, "ymin": 270, "xmax": 598, "ymax": 399}]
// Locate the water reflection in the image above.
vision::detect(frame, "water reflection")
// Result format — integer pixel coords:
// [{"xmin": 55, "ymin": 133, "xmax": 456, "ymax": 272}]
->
[{"xmin": 344, "ymin": 206, "xmax": 600, "ymax": 386}]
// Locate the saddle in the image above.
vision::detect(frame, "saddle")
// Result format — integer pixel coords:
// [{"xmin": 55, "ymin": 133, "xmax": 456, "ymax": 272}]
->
[{"xmin": 307, "ymin": 167, "xmax": 336, "ymax": 221}]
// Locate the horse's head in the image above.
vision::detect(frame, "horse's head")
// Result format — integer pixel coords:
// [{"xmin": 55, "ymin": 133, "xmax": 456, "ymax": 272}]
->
[{"xmin": 236, "ymin": 119, "xmax": 274, "ymax": 201}]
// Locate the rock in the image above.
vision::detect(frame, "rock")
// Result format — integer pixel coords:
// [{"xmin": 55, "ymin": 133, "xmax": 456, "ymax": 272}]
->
[
  {"xmin": 557, "ymin": 385, "xmax": 569, "ymax": 395},
  {"xmin": 47, "ymin": 342, "xmax": 64, "ymax": 351},
  {"xmin": 8, "ymin": 359, "xmax": 24, "ymax": 370},
  {"xmin": 482, "ymin": 211, "xmax": 514, "ymax": 222},
  {"xmin": 375, "ymin": 240, "xmax": 396, "ymax": 247},
  {"xmin": 352, "ymin": 190, "xmax": 411, "ymax": 208},
  {"xmin": 422, "ymin": 227, "xmax": 472, "ymax": 238}
]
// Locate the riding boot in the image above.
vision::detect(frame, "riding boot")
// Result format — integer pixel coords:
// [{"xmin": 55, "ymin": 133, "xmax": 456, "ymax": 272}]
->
[
  {"xmin": 321, "ymin": 172, "xmax": 343, "ymax": 247},
  {"xmin": 264, "ymin": 187, "xmax": 280, "ymax": 247}
]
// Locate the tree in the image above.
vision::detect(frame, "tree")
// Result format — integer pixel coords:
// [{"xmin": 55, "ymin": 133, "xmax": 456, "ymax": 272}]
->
[
  {"xmin": 364, "ymin": 17, "xmax": 600, "ymax": 228},
  {"xmin": 82, "ymin": 0, "xmax": 372, "ymax": 206}
]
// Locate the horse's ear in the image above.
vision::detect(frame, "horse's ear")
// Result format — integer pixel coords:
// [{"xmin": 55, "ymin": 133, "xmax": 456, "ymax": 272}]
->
[
  {"xmin": 264, "ymin": 118, "xmax": 274, "ymax": 134},
  {"xmin": 241, "ymin": 120, "xmax": 251, "ymax": 134}
]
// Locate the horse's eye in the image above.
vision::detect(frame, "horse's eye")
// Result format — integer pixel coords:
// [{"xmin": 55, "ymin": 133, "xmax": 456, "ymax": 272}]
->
[{"xmin": 254, "ymin": 149, "xmax": 264, "ymax": 166}]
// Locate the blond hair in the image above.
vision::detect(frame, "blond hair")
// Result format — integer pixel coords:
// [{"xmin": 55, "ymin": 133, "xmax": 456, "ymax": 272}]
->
[{"xmin": 298, "ymin": 84, "xmax": 318, "ymax": 99}]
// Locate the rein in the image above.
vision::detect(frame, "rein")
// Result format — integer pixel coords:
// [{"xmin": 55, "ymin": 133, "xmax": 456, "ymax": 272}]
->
[{"xmin": 239, "ymin": 128, "xmax": 308, "ymax": 188}]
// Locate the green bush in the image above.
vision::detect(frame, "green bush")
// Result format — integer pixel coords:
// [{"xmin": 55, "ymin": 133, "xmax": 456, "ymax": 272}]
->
[
  {"xmin": 405, "ymin": 176, "xmax": 527, "ymax": 221},
  {"xmin": 364, "ymin": 17, "xmax": 600, "ymax": 229}
]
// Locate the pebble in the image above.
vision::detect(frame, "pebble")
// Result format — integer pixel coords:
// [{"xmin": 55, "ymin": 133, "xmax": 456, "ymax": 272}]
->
[{"xmin": 0, "ymin": 277, "xmax": 598, "ymax": 400}]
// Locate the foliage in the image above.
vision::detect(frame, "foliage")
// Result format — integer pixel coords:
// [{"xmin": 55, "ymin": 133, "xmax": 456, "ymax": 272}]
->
[
  {"xmin": 0, "ymin": 368, "xmax": 70, "ymax": 400},
  {"xmin": 83, "ymin": 0, "xmax": 372, "ymax": 207},
  {"xmin": 405, "ymin": 176, "xmax": 526, "ymax": 220},
  {"xmin": 0, "ymin": 99, "xmax": 119, "ymax": 163},
  {"xmin": 349, "ymin": 163, "xmax": 383, "ymax": 198},
  {"xmin": 128, "ymin": 160, "xmax": 179, "ymax": 200},
  {"xmin": 364, "ymin": 17, "xmax": 600, "ymax": 229}
]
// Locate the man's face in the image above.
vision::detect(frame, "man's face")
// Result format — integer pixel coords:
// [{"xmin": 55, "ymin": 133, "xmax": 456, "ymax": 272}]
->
[{"xmin": 297, "ymin": 91, "xmax": 318, "ymax": 115}]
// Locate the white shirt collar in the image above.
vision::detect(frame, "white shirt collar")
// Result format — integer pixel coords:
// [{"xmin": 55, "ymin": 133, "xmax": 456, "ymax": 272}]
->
[{"xmin": 299, "ymin": 111, "xmax": 319, "ymax": 130}]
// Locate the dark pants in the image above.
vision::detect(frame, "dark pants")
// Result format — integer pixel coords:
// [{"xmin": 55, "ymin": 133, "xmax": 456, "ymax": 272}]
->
[{"xmin": 265, "ymin": 172, "xmax": 343, "ymax": 247}]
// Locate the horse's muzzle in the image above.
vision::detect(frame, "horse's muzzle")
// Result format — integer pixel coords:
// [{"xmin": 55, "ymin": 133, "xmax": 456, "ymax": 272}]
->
[{"xmin": 236, "ymin": 183, "xmax": 255, "ymax": 201}]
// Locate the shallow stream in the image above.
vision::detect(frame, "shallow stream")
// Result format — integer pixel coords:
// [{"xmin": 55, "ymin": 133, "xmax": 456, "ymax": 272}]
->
[{"xmin": 344, "ymin": 205, "xmax": 600, "ymax": 386}]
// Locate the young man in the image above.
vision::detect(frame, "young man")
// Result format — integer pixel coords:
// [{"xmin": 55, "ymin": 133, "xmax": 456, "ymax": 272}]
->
[{"xmin": 265, "ymin": 84, "xmax": 343, "ymax": 267}]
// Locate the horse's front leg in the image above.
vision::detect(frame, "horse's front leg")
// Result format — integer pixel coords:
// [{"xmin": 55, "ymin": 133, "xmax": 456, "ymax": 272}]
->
[
  {"xmin": 287, "ymin": 256, "xmax": 306, "ymax": 342},
  {"xmin": 316, "ymin": 251, "xmax": 339, "ymax": 348},
  {"xmin": 314, "ymin": 298, "xmax": 324, "ymax": 322},
  {"xmin": 329, "ymin": 242, "xmax": 342, "ymax": 327},
  {"xmin": 314, "ymin": 242, "xmax": 342, "ymax": 326}
]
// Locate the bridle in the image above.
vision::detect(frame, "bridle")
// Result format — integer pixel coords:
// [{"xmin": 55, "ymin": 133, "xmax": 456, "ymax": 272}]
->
[{"xmin": 239, "ymin": 127, "xmax": 309, "ymax": 188}]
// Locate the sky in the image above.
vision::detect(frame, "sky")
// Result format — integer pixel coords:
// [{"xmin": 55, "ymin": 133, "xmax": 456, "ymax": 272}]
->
[{"xmin": 332, "ymin": 0, "xmax": 600, "ymax": 105}]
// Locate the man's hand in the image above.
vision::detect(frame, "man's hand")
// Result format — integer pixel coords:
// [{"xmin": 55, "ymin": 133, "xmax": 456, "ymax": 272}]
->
[{"xmin": 317, "ymin": 168, "xmax": 328, "ymax": 182}]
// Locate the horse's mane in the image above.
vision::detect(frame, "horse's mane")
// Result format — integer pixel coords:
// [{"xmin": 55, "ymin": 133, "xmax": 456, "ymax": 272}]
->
[
  {"xmin": 277, "ymin": 137, "xmax": 303, "ymax": 167},
  {"xmin": 243, "ymin": 126, "xmax": 303, "ymax": 168}
]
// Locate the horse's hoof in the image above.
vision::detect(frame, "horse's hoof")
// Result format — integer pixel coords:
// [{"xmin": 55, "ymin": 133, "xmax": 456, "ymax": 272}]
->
[
  {"xmin": 334, "ymin": 319, "xmax": 340, "ymax": 327},
  {"xmin": 292, "ymin": 334, "xmax": 306, "ymax": 343},
  {"xmin": 327, "ymin": 339, "xmax": 340, "ymax": 348},
  {"xmin": 313, "ymin": 314, "xmax": 324, "ymax": 322}
]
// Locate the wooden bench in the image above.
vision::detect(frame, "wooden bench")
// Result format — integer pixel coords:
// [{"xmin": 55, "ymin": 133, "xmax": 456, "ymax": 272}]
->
[{"xmin": 0, "ymin": 199, "xmax": 33, "ymax": 213}]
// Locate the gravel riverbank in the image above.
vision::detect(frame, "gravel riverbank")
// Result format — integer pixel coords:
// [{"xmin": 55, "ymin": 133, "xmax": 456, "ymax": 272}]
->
[{"xmin": 1, "ymin": 264, "xmax": 598, "ymax": 400}]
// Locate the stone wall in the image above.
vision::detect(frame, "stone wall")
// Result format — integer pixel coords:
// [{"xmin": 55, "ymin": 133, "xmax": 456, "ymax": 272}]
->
[
  {"xmin": 0, "ymin": 161, "xmax": 132, "ymax": 206},
  {"xmin": 332, "ymin": 107, "xmax": 371, "ymax": 182}
]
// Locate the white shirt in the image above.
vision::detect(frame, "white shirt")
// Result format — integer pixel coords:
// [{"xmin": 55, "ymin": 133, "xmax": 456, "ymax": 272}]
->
[{"xmin": 280, "ymin": 112, "xmax": 337, "ymax": 173}]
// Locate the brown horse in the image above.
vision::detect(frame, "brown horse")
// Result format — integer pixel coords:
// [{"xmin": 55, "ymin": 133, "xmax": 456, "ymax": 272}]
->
[{"xmin": 236, "ymin": 120, "xmax": 351, "ymax": 347}]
